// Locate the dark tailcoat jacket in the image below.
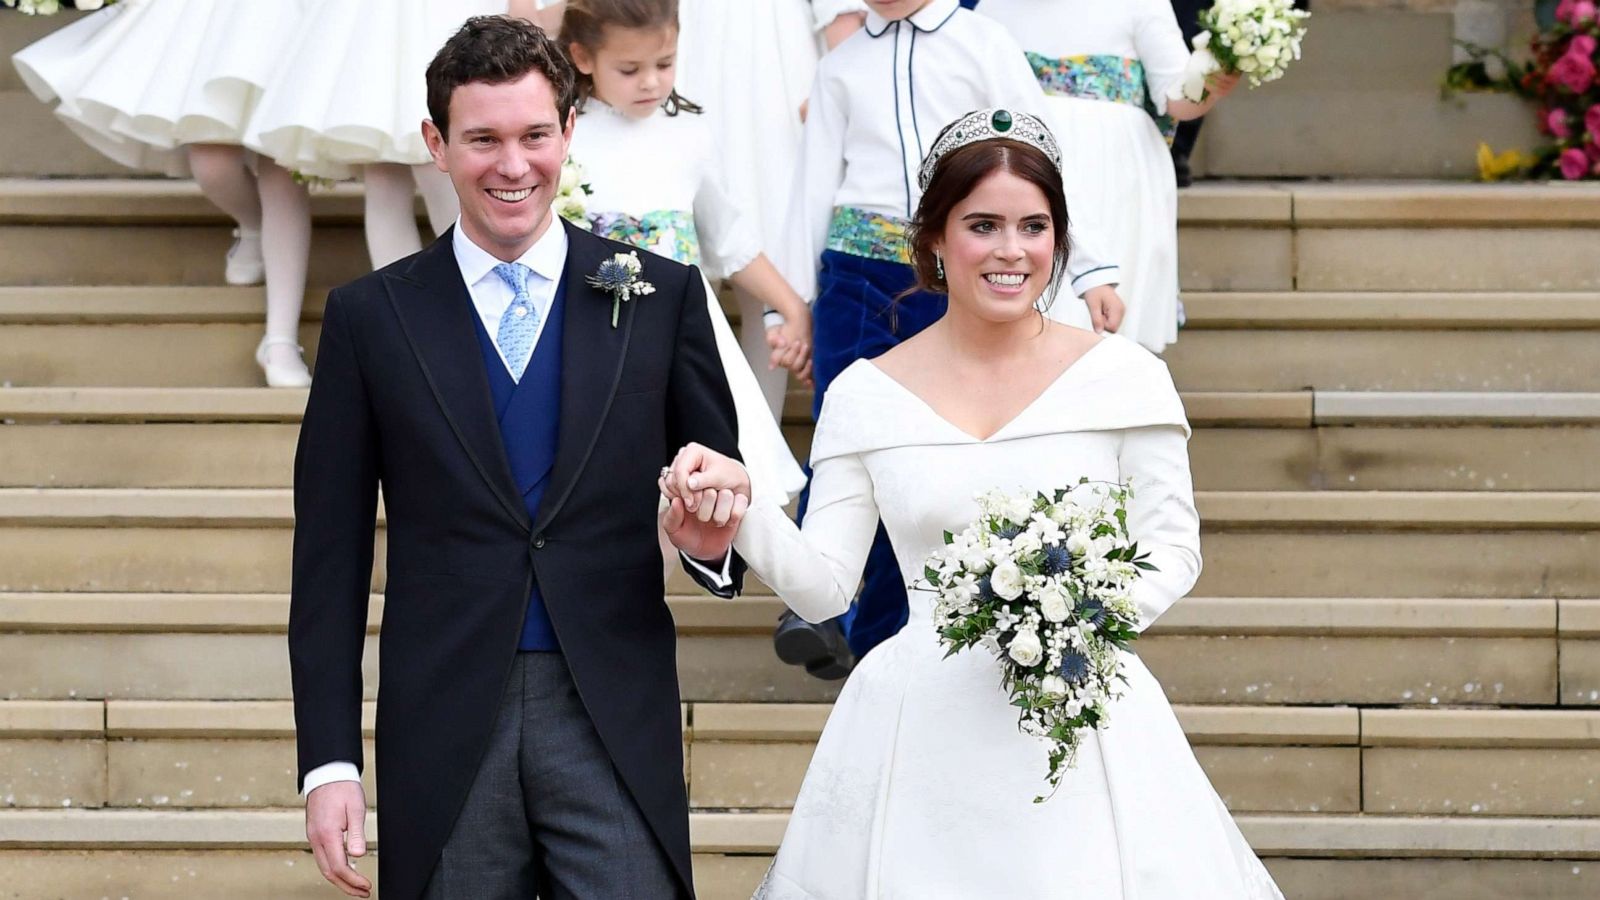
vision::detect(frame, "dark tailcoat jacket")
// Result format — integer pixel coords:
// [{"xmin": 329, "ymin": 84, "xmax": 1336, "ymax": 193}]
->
[{"xmin": 288, "ymin": 221, "xmax": 746, "ymax": 899}]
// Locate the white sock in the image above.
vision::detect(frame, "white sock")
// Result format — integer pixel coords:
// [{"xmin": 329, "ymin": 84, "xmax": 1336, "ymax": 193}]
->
[
  {"xmin": 364, "ymin": 163, "xmax": 424, "ymax": 268},
  {"xmin": 256, "ymin": 159, "xmax": 312, "ymax": 363},
  {"xmin": 186, "ymin": 143, "xmax": 262, "ymax": 231}
]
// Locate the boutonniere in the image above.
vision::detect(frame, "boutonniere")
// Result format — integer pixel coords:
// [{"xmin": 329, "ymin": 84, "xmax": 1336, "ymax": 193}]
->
[{"xmin": 587, "ymin": 251, "xmax": 655, "ymax": 328}]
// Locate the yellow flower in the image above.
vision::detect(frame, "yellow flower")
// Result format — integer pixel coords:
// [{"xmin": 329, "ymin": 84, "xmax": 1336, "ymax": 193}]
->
[{"xmin": 1476, "ymin": 142, "xmax": 1532, "ymax": 182}]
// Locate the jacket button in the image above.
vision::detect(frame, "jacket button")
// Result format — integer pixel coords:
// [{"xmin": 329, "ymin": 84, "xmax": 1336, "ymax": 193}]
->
[{"xmin": 533, "ymin": 535, "xmax": 546, "ymax": 549}]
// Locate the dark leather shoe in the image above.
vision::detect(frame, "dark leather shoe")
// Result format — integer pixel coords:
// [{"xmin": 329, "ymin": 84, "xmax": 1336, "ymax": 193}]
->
[
  {"xmin": 1173, "ymin": 151, "xmax": 1193, "ymax": 188},
  {"xmin": 773, "ymin": 610, "xmax": 855, "ymax": 680}
]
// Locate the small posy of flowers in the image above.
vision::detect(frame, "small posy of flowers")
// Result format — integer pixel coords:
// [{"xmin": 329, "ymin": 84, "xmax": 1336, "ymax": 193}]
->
[
  {"xmin": 554, "ymin": 155, "xmax": 593, "ymax": 226},
  {"xmin": 922, "ymin": 481, "xmax": 1153, "ymax": 802},
  {"xmin": 1445, "ymin": 0, "xmax": 1600, "ymax": 180},
  {"xmin": 587, "ymin": 251, "xmax": 654, "ymax": 328},
  {"xmin": 1174, "ymin": 0, "xmax": 1310, "ymax": 102},
  {"xmin": 2, "ymin": 0, "xmax": 111, "ymax": 14}
]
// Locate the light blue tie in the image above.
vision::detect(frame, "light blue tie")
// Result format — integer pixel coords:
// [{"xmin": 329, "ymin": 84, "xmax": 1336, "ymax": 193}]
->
[{"xmin": 492, "ymin": 262, "xmax": 542, "ymax": 382}]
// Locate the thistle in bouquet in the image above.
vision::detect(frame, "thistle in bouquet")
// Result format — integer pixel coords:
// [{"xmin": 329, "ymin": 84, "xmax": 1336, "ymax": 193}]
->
[
  {"xmin": 1175, "ymin": 0, "xmax": 1311, "ymax": 103},
  {"xmin": 923, "ymin": 480, "xmax": 1155, "ymax": 802}
]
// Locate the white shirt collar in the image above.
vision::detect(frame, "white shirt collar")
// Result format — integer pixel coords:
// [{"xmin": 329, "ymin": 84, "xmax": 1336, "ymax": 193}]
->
[
  {"xmin": 452, "ymin": 214, "xmax": 569, "ymax": 288},
  {"xmin": 864, "ymin": 0, "xmax": 960, "ymax": 38}
]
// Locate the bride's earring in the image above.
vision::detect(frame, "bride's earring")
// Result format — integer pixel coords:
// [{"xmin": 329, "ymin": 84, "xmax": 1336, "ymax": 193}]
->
[{"xmin": 935, "ymin": 253, "xmax": 945, "ymax": 282}]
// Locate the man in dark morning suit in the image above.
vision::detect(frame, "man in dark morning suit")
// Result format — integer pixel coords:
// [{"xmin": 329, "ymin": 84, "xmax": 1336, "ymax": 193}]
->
[{"xmin": 289, "ymin": 17, "xmax": 752, "ymax": 900}]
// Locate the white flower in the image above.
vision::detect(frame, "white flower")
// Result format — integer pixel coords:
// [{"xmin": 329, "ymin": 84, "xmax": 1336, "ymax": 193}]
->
[
  {"xmin": 1011, "ymin": 531, "xmax": 1043, "ymax": 557},
  {"xmin": 1039, "ymin": 583, "xmax": 1072, "ymax": 623},
  {"xmin": 990, "ymin": 561, "xmax": 1025, "ymax": 601},
  {"xmin": 1040, "ymin": 675, "xmax": 1069, "ymax": 700},
  {"xmin": 77, "ymin": 0, "xmax": 105, "ymax": 7},
  {"xmin": 1008, "ymin": 629, "xmax": 1044, "ymax": 667},
  {"xmin": 1001, "ymin": 494, "xmax": 1034, "ymax": 525},
  {"xmin": 1173, "ymin": 46, "xmax": 1223, "ymax": 102}
]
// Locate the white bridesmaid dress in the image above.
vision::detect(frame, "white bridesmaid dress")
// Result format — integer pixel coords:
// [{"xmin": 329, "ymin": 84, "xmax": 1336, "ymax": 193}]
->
[
  {"xmin": 243, "ymin": 0, "xmax": 504, "ymax": 180},
  {"xmin": 569, "ymin": 101, "xmax": 808, "ymax": 505},
  {"xmin": 733, "ymin": 335, "xmax": 1283, "ymax": 898},
  {"xmin": 977, "ymin": 0, "xmax": 1192, "ymax": 354},
  {"xmin": 12, "ymin": 0, "xmax": 310, "ymax": 176}
]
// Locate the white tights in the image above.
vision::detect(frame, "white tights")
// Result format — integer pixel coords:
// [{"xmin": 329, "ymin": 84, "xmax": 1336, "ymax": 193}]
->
[
  {"xmin": 363, "ymin": 163, "xmax": 461, "ymax": 269},
  {"xmin": 186, "ymin": 144, "xmax": 311, "ymax": 367}
]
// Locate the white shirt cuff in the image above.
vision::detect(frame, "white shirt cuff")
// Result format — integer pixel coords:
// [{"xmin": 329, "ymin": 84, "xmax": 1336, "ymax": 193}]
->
[
  {"xmin": 1071, "ymin": 265, "xmax": 1121, "ymax": 295},
  {"xmin": 302, "ymin": 761, "xmax": 361, "ymax": 798},
  {"xmin": 681, "ymin": 549, "xmax": 734, "ymax": 590}
]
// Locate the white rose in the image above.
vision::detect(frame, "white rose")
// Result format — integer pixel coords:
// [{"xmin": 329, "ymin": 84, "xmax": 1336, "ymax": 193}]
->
[
  {"xmin": 1002, "ymin": 494, "xmax": 1034, "ymax": 525},
  {"xmin": 1040, "ymin": 675, "xmax": 1069, "ymax": 700},
  {"xmin": 1039, "ymin": 584, "xmax": 1071, "ymax": 623},
  {"xmin": 1007, "ymin": 629, "xmax": 1044, "ymax": 667},
  {"xmin": 1237, "ymin": 55, "xmax": 1260, "ymax": 73},
  {"xmin": 990, "ymin": 561, "xmax": 1025, "ymax": 601},
  {"xmin": 1011, "ymin": 532, "xmax": 1043, "ymax": 557},
  {"xmin": 559, "ymin": 163, "xmax": 581, "ymax": 193}
]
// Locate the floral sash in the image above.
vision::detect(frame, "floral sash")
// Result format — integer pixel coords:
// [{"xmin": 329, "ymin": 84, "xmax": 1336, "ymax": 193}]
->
[
  {"xmin": 825, "ymin": 206, "xmax": 912, "ymax": 265},
  {"xmin": 1025, "ymin": 52, "xmax": 1178, "ymax": 145},
  {"xmin": 588, "ymin": 210, "xmax": 701, "ymax": 266}
]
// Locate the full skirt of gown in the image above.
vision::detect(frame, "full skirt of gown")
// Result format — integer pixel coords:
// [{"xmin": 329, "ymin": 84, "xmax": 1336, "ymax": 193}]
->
[
  {"xmin": 1042, "ymin": 96, "xmax": 1180, "ymax": 354},
  {"xmin": 12, "ymin": 0, "xmax": 308, "ymax": 176}
]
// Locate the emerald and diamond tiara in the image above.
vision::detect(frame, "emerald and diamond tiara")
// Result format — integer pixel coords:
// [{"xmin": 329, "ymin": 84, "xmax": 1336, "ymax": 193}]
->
[{"xmin": 916, "ymin": 108, "xmax": 1062, "ymax": 192}]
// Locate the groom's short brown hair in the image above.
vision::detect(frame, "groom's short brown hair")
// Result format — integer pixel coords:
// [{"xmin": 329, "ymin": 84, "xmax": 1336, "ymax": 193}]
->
[{"xmin": 426, "ymin": 16, "xmax": 577, "ymax": 140}]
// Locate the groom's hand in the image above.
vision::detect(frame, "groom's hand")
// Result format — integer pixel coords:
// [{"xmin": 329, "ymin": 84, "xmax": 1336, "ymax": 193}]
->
[
  {"xmin": 660, "ymin": 442, "xmax": 751, "ymax": 561},
  {"xmin": 306, "ymin": 781, "xmax": 372, "ymax": 897}
]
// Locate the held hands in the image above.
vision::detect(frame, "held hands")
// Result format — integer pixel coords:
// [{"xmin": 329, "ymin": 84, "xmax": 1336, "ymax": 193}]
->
[
  {"xmin": 659, "ymin": 442, "xmax": 752, "ymax": 561},
  {"xmin": 1205, "ymin": 71, "xmax": 1243, "ymax": 101},
  {"xmin": 766, "ymin": 304, "xmax": 814, "ymax": 386},
  {"xmin": 305, "ymin": 781, "xmax": 371, "ymax": 898},
  {"xmin": 1082, "ymin": 285, "xmax": 1126, "ymax": 334}
]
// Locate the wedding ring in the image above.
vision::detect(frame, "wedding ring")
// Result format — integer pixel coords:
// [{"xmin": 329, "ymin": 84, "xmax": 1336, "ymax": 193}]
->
[{"xmin": 660, "ymin": 466, "xmax": 672, "ymax": 479}]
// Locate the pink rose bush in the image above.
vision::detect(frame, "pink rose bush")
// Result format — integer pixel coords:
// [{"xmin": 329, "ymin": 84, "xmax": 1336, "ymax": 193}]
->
[{"xmin": 1451, "ymin": 7, "xmax": 1600, "ymax": 179}]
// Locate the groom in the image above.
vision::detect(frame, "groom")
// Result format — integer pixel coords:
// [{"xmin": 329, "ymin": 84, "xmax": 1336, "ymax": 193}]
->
[{"xmin": 290, "ymin": 17, "xmax": 750, "ymax": 900}]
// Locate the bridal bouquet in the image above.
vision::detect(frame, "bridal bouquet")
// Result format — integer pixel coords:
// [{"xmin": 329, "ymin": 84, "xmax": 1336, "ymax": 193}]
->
[
  {"xmin": 924, "ymin": 481, "xmax": 1153, "ymax": 801},
  {"xmin": 1173, "ymin": 0, "xmax": 1311, "ymax": 102},
  {"xmin": 554, "ymin": 155, "xmax": 593, "ymax": 226}
]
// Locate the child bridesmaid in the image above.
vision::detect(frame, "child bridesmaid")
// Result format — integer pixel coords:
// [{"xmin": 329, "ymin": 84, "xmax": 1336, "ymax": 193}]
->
[
  {"xmin": 974, "ymin": 0, "xmax": 1238, "ymax": 352},
  {"xmin": 559, "ymin": 0, "xmax": 813, "ymax": 507},
  {"xmin": 13, "ymin": 0, "xmax": 317, "ymax": 387}
]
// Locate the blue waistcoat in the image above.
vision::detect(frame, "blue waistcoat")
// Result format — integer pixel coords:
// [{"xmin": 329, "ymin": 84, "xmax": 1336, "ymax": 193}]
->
[{"xmin": 468, "ymin": 278, "xmax": 566, "ymax": 651}]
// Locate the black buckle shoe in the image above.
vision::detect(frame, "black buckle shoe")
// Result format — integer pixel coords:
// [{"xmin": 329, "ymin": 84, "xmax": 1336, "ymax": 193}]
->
[{"xmin": 773, "ymin": 610, "xmax": 855, "ymax": 681}]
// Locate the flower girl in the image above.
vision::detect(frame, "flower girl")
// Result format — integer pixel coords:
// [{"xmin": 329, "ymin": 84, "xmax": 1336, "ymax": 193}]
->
[
  {"xmin": 974, "ymin": 0, "xmax": 1239, "ymax": 352},
  {"xmin": 12, "ymin": 0, "xmax": 317, "ymax": 387},
  {"xmin": 559, "ymin": 0, "xmax": 811, "ymax": 506}
]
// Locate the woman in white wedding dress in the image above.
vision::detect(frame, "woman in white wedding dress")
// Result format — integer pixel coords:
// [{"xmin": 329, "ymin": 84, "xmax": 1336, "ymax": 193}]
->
[{"xmin": 661, "ymin": 110, "xmax": 1282, "ymax": 898}]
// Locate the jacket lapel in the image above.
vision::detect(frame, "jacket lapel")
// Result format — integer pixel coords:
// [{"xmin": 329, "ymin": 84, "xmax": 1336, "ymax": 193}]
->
[
  {"xmin": 382, "ymin": 230, "xmax": 530, "ymax": 531},
  {"xmin": 532, "ymin": 221, "xmax": 637, "ymax": 534}
]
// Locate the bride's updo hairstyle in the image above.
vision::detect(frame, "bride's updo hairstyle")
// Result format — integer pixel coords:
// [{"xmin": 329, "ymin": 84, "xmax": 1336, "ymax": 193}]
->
[{"xmin": 907, "ymin": 135, "xmax": 1072, "ymax": 310}]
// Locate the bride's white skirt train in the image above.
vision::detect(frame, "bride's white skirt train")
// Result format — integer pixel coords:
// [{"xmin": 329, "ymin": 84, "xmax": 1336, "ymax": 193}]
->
[{"xmin": 754, "ymin": 614, "xmax": 1283, "ymax": 899}]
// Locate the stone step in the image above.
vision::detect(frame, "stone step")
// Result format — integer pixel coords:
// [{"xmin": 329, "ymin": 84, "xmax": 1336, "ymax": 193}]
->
[
  {"xmin": 9, "ymin": 700, "xmax": 1600, "ymax": 820},
  {"xmin": 2, "ymin": 593, "xmax": 1594, "ymax": 707},
  {"xmin": 1, "ymin": 809, "xmax": 1598, "ymax": 899},
  {"xmin": 6, "ymin": 388, "xmax": 1599, "ymax": 491},
  {"xmin": 3, "ymin": 181, "xmax": 1599, "ymax": 290},
  {"xmin": 0, "ymin": 489, "xmax": 1594, "ymax": 598}
]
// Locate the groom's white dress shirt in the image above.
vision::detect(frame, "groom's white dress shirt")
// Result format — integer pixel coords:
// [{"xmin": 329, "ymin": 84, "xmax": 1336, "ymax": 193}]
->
[{"xmin": 300, "ymin": 219, "xmax": 733, "ymax": 797}]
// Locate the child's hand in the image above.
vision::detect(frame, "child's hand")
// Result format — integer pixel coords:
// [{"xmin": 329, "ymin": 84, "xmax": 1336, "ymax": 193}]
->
[
  {"xmin": 1082, "ymin": 285, "xmax": 1125, "ymax": 334},
  {"xmin": 1206, "ymin": 71, "xmax": 1242, "ymax": 100},
  {"xmin": 766, "ymin": 308, "xmax": 813, "ymax": 386}
]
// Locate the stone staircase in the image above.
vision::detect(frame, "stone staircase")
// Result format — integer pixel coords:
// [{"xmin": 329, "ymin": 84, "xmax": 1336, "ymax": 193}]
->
[{"xmin": 2, "ymin": 179, "xmax": 1600, "ymax": 898}]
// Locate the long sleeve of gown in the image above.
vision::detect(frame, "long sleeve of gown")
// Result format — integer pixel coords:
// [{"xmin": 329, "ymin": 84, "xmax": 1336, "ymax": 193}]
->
[
  {"xmin": 733, "ymin": 449, "xmax": 879, "ymax": 624},
  {"xmin": 984, "ymin": 28, "xmax": 1121, "ymax": 296},
  {"xmin": 1132, "ymin": 0, "xmax": 1194, "ymax": 116},
  {"xmin": 1119, "ymin": 424, "xmax": 1202, "ymax": 631}
]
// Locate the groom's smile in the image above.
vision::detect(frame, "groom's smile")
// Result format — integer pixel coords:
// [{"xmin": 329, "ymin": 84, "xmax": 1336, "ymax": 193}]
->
[{"xmin": 424, "ymin": 70, "xmax": 576, "ymax": 263}]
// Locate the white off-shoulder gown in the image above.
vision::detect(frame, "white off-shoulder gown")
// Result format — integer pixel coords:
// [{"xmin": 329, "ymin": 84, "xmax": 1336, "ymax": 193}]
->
[{"xmin": 733, "ymin": 335, "xmax": 1283, "ymax": 898}]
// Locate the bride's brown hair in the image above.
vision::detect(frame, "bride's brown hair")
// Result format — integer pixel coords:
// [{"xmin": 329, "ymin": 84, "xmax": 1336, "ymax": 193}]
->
[
  {"xmin": 905, "ymin": 138, "xmax": 1072, "ymax": 311},
  {"xmin": 560, "ymin": 0, "xmax": 703, "ymax": 116}
]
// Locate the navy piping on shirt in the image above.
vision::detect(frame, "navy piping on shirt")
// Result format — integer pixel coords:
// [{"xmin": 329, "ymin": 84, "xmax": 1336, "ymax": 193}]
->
[
  {"xmin": 1071, "ymin": 265, "xmax": 1116, "ymax": 287},
  {"xmin": 891, "ymin": 22, "xmax": 913, "ymax": 215}
]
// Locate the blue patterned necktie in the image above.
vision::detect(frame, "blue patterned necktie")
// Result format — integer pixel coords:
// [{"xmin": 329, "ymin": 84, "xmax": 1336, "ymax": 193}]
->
[{"xmin": 492, "ymin": 262, "xmax": 542, "ymax": 382}]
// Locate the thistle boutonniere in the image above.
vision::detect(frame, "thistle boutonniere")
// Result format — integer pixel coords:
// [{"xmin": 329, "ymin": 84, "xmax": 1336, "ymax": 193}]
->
[{"xmin": 587, "ymin": 251, "xmax": 655, "ymax": 328}]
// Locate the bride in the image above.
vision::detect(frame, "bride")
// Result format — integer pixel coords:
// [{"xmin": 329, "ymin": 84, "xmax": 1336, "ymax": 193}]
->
[{"xmin": 660, "ymin": 109, "xmax": 1283, "ymax": 898}]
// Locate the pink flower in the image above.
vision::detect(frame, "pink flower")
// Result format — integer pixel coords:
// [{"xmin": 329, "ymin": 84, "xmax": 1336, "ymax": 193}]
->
[
  {"xmin": 1548, "ymin": 108, "xmax": 1573, "ymax": 138},
  {"xmin": 1557, "ymin": 0, "xmax": 1576, "ymax": 22},
  {"xmin": 1587, "ymin": 104, "xmax": 1600, "ymax": 141},
  {"xmin": 1559, "ymin": 147, "xmax": 1590, "ymax": 179},
  {"xmin": 1574, "ymin": 0, "xmax": 1598, "ymax": 24},
  {"xmin": 1548, "ymin": 36, "xmax": 1598, "ymax": 94}
]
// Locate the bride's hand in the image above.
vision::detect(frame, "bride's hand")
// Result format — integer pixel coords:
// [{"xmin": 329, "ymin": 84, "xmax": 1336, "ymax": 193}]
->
[{"xmin": 659, "ymin": 443, "xmax": 752, "ymax": 559}]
